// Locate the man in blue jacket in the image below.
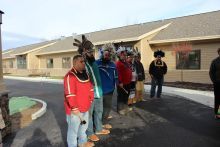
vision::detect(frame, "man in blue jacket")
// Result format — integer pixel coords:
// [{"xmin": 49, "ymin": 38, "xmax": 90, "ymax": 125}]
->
[{"xmin": 96, "ymin": 43, "xmax": 118, "ymax": 128}]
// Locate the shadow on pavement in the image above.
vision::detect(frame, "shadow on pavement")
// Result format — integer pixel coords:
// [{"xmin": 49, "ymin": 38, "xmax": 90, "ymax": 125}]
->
[
  {"xmin": 24, "ymin": 128, "xmax": 52, "ymax": 147},
  {"xmin": 95, "ymin": 93, "xmax": 220, "ymax": 147}
]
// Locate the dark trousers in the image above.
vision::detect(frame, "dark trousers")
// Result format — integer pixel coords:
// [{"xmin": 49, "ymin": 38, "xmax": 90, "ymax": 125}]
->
[
  {"xmin": 214, "ymin": 82, "xmax": 220, "ymax": 115},
  {"xmin": 117, "ymin": 84, "xmax": 130, "ymax": 112},
  {"xmin": 150, "ymin": 77, "xmax": 164, "ymax": 98},
  {"xmin": 102, "ymin": 91, "xmax": 114, "ymax": 122}
]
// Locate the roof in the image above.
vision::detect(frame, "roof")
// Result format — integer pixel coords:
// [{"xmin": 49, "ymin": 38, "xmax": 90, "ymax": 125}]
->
[
  {"xmin": 8, "ymin": 10, "xmax": 220, "ymax": 56},
  {"xmin": 36, "ymin": 37, "xmax": 77, "ymax": 55},
  {"xmin": 36, "ymin": 22, "xmax": 170, "ymax": 55},
  {"xmin": 0, "ymin": 10, "xmax": 4, "ymax": 14},
  {"xmin": 2, "ymin": 40, "xmax": 57, "ymax": 59},
  {"xmin": 150, "ymin": 10, "xmax": 220, "ymax": 43}
]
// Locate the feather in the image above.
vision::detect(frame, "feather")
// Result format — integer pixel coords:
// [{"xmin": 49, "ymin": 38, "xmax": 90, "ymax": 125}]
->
[
  {"xmin": 74, "ymin": 39, "xmax": 81, "ymax": 44},
  {"xmin": 73, "ymin": 43, "xmax": 80, "ymax": 47},
  {"xmin": 82, "ymin": 35, "xmax": 87, "ymax": 41}
]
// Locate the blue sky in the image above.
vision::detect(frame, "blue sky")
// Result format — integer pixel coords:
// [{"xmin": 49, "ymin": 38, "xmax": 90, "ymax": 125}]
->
[{"xmin": 0, "ymin": 0, "xmax": 220, "ymax": 50}]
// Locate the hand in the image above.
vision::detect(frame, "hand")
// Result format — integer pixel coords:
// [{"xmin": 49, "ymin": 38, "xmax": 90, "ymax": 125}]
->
[
  {"xmin": 119, "ymin": 83, "xmax": 123, "ymax": 88},
  {"xmin": 150, "ymin": 74, "xmax": 154, "ymax": 79},
  {"xmin": 71, "ymin": 109, "xmax": 80, "ymax": 115}
]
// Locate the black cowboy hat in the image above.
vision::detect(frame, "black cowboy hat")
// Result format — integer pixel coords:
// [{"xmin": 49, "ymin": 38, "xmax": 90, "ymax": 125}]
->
[{"xmin": 154, "ymin": 50, "xmax": 165, "ymax": 58}]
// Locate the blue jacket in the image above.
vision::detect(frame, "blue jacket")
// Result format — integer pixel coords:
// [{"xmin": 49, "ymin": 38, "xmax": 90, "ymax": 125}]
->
[{"xmin": 96, "ymin": 59, "xmax": 118, "ymax": 94}]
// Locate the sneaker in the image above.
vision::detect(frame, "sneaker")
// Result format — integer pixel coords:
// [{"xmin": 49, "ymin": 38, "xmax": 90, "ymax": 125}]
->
[
  {"xmin": 103, "ymin": 124, "xmax": 112, "ymax": 129},
  {"xmin": 118, "ymin": 109, "xmax": 126, "ymax": 115},
  {"xmin": 88, "ymin": 134, "xmax": 99, "ymax": 142},
  {"xmin": 128, "ymin": 107, "xmax": 133, "ymax": 111},
  {"xmin": 79, "ymin": 141, "xmax": 95, "ymax": 147},
  {"xmin": 141, "ymin": 98, "xmax": 147, "ymax": 102},
  {"xmin": 107, "ymin": 115, "xmax": 113, "ymax": 119},
  {"xmin": 95, "ymin": 129, "xmax": 110, "ymax": 135}
]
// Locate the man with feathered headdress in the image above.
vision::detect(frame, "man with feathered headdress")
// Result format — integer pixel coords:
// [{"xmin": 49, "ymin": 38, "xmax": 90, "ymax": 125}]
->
[
  {"xmin": 73, "ymin": 35, "xmax": 110, "ymax": 143},
  {"xmin": 96, "ymin": 43, "xmax": 118, "ymax": 128},
  {"xmin": 149, "ymin": 49, "xmax": 167, "ymax": 98}
]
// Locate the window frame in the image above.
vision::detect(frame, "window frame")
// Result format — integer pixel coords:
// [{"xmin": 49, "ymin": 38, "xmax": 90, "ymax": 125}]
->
[
  {"xmin": 62, "ymin": 57, "xmax": 71, "ymax": 69},
  {"xmin": 46, "ymin": 58, "xmax": 54, "ymax": 68},
  {"xmin": 176, "ymin": 50, "xmax": 201, "ymax": 70}
]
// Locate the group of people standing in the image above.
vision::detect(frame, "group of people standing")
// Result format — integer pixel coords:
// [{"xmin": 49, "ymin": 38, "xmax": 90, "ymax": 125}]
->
[{"xmin": 63, "ymin": 35, "xmax": 154, "ymax": 147}]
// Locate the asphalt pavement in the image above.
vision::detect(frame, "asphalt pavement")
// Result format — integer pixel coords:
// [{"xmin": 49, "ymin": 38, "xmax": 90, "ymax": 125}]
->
[{"xmin": 3, "ymin": 76, "xmax": 220, "ymax": 147}]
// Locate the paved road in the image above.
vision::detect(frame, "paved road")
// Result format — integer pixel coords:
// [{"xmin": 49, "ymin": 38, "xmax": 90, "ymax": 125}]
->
[{"xmin": 3, "ymin": 79, "xmax": 220, "ymax": 147}]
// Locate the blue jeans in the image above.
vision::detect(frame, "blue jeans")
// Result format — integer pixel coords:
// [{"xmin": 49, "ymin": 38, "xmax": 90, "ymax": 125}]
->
[
  {"xmin": 87, "ymin": 98, "xmax": 103, "ymax": 136},
  {"xmin": 150, "ymin": 77, "xmax": 164, "ymax": 98},
  {"xmin": 66, "ymin": 112, "xmax": 89, "ymax": 147}
]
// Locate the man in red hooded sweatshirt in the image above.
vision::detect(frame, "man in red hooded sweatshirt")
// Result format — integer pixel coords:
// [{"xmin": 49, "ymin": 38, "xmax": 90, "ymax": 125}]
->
[{"xmin": 64, "ymin": 54, "xmax": 94, "ymax": 147}]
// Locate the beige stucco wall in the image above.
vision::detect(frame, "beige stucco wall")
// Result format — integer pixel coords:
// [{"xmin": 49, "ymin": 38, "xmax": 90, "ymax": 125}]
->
[
  {"xmin": 2, "ymin": 58, "xmax": 15, "ymax": 74},
  {"xmin": 38, "ymin": 52, "xmax": 78, "ymax": 76}
]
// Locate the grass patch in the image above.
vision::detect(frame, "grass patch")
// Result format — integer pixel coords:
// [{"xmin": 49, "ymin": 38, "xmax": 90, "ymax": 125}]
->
[{"xmin": 9, "ymin": 96, "xmax": 36, "ymax": 115}]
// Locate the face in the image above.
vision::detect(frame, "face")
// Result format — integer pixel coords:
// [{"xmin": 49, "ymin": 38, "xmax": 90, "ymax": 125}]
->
[
  {"xmin": 103, "ymin": 51, "xmax": 111, "ymax": 60},
  {"xmin": 127, "ymin": 55, "xmax": 134, "ymax": 62},
  {"xmin": 75, "ymin": 57, "xmax": 85, "ymax": 71},
  {"xmin": 156, "ymin": 55, "xmax": 161, "ymax": 60},
  {"xmin": 119, "ymin": 51, "xmax": 126, "ymax": 60}
]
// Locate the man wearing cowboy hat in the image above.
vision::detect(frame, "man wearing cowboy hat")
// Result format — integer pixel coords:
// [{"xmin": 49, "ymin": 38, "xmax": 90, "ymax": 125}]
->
[{"xmin": 149, "ymin": 50, "xmax": 167, "ymax": 98}]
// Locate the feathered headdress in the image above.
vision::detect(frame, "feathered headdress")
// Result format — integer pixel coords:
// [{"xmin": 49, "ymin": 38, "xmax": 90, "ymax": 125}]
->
[
  {"xmin": 154, "ymin": 49, "xmax": 165, "ymax": 58},
  {"xmin": 133, "ymin": 47, "xmax": 141, "ymax": 57},
  {"xmin": 102, "ymin": 43, "xmax": 116, "ymax": 54},
  {"xmin": 116, "ymin": 46, "xmax": 126, "ymax": 55},
  {"xmin": 73, "ymin": 35, "xmax": 94, "ymax": 54}
]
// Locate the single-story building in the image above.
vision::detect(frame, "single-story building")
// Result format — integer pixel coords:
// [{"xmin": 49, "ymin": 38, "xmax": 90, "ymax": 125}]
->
[{"xmin": 2, "ymin": 10, "xmax": 220, "ymax": 84}]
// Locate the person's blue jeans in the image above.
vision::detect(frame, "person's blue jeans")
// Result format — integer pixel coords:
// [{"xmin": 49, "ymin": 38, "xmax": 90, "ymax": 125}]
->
[
  {"xmin": 150, "ymin": 77, "xmax": 164, "ymax": 98},
  {"xmin": 87, "ymin": 98, "xmax": 103, "ymax": 136},
  {"xmin": 66, "ymin": 112, "xmax": 89, "ymax": 147}
]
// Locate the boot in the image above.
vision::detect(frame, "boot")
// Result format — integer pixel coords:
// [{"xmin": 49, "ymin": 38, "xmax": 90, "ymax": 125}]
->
[
  {"xmin": 78, "ymin": 141, "xmax": 95, "ymax": 147},
  {"xmin": 132, "ymin": 97, "xmax": 137, "ymax": 104},
  {"xmin": 127, "ymin": 98, "xmax": 133, "ymax": 105}
]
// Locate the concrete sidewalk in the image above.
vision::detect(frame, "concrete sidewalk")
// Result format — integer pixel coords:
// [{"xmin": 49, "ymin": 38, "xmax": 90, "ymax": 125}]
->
[
  {"xmin": 5, "ymin": 75, "xmax": 214, "ymax": 108},
  {"xmin": 144, "ymin": 85, "xmax": 214, "ymax": 108}
]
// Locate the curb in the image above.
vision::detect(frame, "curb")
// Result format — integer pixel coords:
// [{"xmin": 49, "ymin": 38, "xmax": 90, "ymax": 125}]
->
[{"xmin": 29, "ymin": 98, "xmax": 47, "ymax": 120}]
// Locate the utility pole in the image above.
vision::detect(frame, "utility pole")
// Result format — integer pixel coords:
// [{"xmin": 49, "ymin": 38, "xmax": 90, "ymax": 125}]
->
[{"xmin": 0, "ymin": 10, "xmax": 11, "ymax": 139}]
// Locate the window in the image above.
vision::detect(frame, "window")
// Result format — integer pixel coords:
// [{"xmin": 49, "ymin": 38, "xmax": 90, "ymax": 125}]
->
[
  {"xmin": 9, "ymin": 60, "xmax": 13, "ymax": 68},
  {"xmin": 17, "ymin": 55, "xmax": 27, "ymax": 69},
  {"xmin": 62, "ymin": 57, "xmax": 71, "ymax": 68},
  {"xmin": 47, "ymin": 58, "xmax": 53, "ymax": 68},
  {"xmin": 176, "ymin": 50, "xmax": 200, "ymax": 69}
]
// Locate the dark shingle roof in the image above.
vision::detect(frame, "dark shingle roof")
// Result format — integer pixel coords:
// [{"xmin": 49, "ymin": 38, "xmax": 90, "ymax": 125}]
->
[
  {"xmin": 2, "ymin": 40, "xmax": 57, "ymax": 59},
  {"xmin": 150, "ymin": 10, "xmax": 220, "ymax": 42},
  {"xmin": 36, "ymin": 22, "xmax": 170, "ymax": 55}
]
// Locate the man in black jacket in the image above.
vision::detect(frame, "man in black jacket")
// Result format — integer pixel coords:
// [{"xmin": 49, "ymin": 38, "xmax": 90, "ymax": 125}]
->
[
  {"xmin": 209, "ymin": 48, "xmax": 220, "ymax": 119},
  {"xmin": 149, "ymin": 50, "xmax": 167, "ymax": 98}
]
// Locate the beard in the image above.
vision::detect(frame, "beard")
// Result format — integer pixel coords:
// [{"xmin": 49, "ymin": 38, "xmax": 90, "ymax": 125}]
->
[
  {"xmin": 86, "ymin": 54, "xmax": 95, "ymax": 65},
  {"xmin": 102, "ymin": 57, "xmax": 110, "ymax": 64}
]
